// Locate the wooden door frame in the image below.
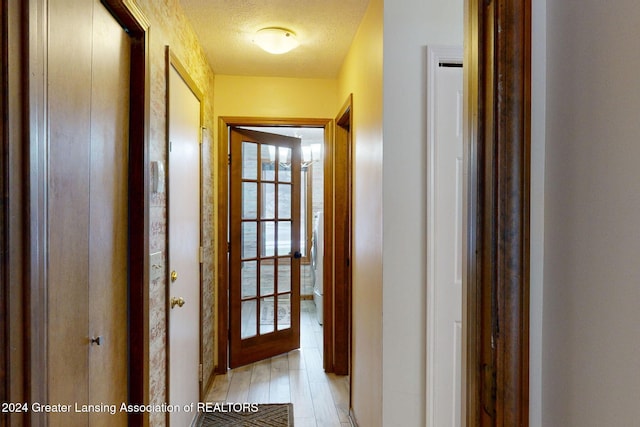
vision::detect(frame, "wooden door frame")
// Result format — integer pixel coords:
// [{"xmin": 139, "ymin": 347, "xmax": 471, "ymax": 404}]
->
[
  {"xmin": 1, "ymin": 1, "xmax": 11, "ymax": 421},
  {"xmin": 18, "ymin": 1, "xmax": 150, "ymax": 424},
  {"xmin": 464, "ymin": 0, "xmax": 531, "ymax": 425},
  {"xmin": 216, "ymin": 117, "xmax": 333, "ymax": 373},
  {"xmin": 330, "ymin": 96, "xmax": 353, "ymax": 375}
]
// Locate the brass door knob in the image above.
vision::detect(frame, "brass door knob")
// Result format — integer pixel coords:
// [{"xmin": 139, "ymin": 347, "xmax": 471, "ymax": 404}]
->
[
  {"xmin": 170, "ymin": 270, "xmax": 178, "ymax": 283},
  {"xmin": 170, "ymin": 297, "xmax": 185, "ymax": 309}
]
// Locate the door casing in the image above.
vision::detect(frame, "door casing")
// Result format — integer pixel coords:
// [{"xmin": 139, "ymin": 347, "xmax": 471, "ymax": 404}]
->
[
  {"xmin": 331, "ymin": 96, "xmax": 353, "ymax": 376},
  {"xmin": 463, "ymin": 0, "xmax": 531, "ymax": 425}
]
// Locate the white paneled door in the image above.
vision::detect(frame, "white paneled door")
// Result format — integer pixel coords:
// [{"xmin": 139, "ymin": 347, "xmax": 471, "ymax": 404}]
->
[
  {"xmin": 168, "ymin": 63, "xmax": 201, "ymax": 427},
  {"xmin": 427, "ymin": 47, "xmax": 463, "ymax": 427}
]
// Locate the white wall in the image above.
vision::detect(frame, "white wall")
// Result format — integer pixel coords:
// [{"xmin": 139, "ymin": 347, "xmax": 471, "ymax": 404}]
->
[
  {"xmin": 383, "ymin": 0, "xmax": 462, "ymax": 425},
  {"xmin": 543, "ymin": 1, "xmax": 640, "ymax": 425}
]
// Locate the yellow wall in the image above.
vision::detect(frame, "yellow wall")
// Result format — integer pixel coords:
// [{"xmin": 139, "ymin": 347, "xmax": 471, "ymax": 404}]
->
[
  {"xmin": 337, "ymin": 0, "xmax": 384, "ymax": 425},
  {"xmin": 214, "ymin": 75, "xmax": 338, "ymax": 119}
]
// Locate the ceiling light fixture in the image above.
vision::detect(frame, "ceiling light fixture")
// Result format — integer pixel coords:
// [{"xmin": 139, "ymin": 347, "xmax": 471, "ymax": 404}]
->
[{"xmin": 253, "ymin": 27, "xmax": 299, "ymax": 55}]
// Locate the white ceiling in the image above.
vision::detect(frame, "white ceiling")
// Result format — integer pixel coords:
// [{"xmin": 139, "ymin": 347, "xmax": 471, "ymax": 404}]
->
[{"xmin": 180, "ymin": 0, "xmax": 370, "ymax": 79}]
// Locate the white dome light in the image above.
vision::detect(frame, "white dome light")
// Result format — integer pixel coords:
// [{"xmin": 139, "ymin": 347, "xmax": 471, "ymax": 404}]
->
[{"xmin": 253, "ymin": 27, "xmax": 299, "ymax": 55}]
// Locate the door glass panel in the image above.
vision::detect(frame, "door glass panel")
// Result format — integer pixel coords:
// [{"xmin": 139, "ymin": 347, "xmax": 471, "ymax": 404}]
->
[
  {"xmin": 242, "ymin": 142, "xmax": 258, "ymax": 180},
  {"xmin": 260, "ymin": 296, "xmax": 275, "ymax": 334},
  {"xmin": 261, "ymin": 183, "xmax": 275, "ymax": 219},
  {"xmin": 277, "ymin": 221, "xmax": 292, "ymax": 256},
  {"xmin": 241, "ymin": 299, "xmax": 257, "ymax": 339},
  {"xmin": 278, "ymin": 147, "xmax": 292, "ymax": 182},
  {"xmin": 278, "ymin": 184, "xmax": 291, "ymax": 219},
  {"xmin": 261, "ymin": 145, "xmax": 276, "ymax": 181},
  {"xmin": 241, "ymin": 261, "xmax": 257, "ymax": 298},
  {"xmin": 261, "ymin": 221, "xmax": 275, "ymax": 257},
  {"xmin": 241, "ymin": 222, "xmax": 257, "ymax": 259},
  {"xmin": 278, "ymin": 258, "xmax": 291, "ymax": 293},
  {"xmin": 242, "ymin": 182, "xmax": 257, "ymax": 219},
  {"xmin": 277, "ymin": 294, "xmax": 291, "ymax": 331},
  {"xmin": 260, "ymin": 260, "xmax": 275, "ymax": 296}
]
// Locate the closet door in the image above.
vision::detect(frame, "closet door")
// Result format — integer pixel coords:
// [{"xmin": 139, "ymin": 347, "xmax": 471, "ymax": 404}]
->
[
  {"xmin": 87, "ymin": 2, "xmax": 130, "ymax": 425},
  {"xmin": 47, "ymin": 1, "xmax": 130, "ymax": 425}
]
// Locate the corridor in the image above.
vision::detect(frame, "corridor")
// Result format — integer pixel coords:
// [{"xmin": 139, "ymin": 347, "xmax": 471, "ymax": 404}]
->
[{"xmin": 206, "ymin": 301, "xmax": 350, "ymax": 427}]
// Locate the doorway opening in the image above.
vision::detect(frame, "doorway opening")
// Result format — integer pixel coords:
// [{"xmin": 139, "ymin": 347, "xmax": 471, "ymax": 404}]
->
[
  {"xmin": 216, "ymin": 117, "xmax": 350, "ymax": 374},
  {"xmin": 213, "ymin": 117, "xmax": 352, "ymax": 422}
]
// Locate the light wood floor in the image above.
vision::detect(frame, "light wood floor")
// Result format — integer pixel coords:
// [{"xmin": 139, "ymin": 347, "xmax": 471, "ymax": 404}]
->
[{"xmin": 205, "ymin": 301, "xmax": 351, "ymax": 427}]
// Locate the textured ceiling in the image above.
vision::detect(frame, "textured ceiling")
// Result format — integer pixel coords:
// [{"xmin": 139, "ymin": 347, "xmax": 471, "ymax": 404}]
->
[{"xmin": 180, "ymin": 0, "xmax": 370, "ymax": 78}]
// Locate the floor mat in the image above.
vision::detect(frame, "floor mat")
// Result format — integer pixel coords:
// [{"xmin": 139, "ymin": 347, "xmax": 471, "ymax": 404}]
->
[{"xmin": 195, "ymin": 403, "xmax": 293, "ymax": 426}]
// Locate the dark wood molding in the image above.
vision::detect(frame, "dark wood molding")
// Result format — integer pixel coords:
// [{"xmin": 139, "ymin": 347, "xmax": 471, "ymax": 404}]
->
[
  {"xmin": 332, "ymin": 95, "xmax": 353, "ymax": 376},
  {"xmin": 1, "ymin": 0, "xmax": 8, "ymax": 418},
  {"xmin": 3, "ymin": 3, "xmax": 30, "ymax": 425},
  {"xmin": 105, "ymin": 2, "xmax": 151, "ymax": 425},
  {"xmin": 464, "ymin": 0, "xmax": 531, "ymax": 425}
]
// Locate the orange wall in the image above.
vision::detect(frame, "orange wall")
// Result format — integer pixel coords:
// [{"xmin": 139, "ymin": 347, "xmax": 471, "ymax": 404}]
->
[{"xmin": 337, "ymin": 0, "xmax": 384, "ymax": 425}]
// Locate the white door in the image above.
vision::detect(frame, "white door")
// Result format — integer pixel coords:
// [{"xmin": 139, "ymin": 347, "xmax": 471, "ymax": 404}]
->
[
  {"xmin": 168, "ymin": 64, "xmax": 201, "ymax": 426},
  {"xmin": 427, "ymin": 47, "xmax": 463, "ymax": 427}
]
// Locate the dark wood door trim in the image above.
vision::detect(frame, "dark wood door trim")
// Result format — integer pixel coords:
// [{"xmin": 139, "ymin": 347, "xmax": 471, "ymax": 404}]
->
[
  {"xmin": 464, "ymin": 0, "xmax": 531, "ymax": 425},
  {"xmin": 217, "ymin": 117, "xmax": 332, "ymax": 374},
  {"xmin": 3, "ymin": 4, "xmax": 30, "ymax": 425},
  {"xmin": 331, "ymin": 95, "xmax": 353, "ymax": 376},
  {"xmin": 1, "ymin": 0, "xmax": 10, "ymax": 419},
  {"xmin": 101, "ymin": 3, "xmax": 151, "ymax": 425},
  {"xmin": 103, "ymin": 4, "xmax": 151, "ymax": 427}
]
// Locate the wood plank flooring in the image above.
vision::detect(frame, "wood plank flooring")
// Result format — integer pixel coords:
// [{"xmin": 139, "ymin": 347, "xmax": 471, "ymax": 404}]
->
[{"xmin": 206, "ymin": 301, "xmax": 351, "ymax": 427}]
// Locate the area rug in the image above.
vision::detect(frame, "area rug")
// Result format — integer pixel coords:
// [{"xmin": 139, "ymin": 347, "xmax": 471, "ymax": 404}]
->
[{"xmin": 195, "ymin": 403, "xmax": 293, "ymax": 427}]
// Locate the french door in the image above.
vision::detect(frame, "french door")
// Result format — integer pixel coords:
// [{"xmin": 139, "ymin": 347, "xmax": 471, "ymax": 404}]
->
[{"xmin": 229, "ymin": 128, "xmax": 302, "ymax": 368}]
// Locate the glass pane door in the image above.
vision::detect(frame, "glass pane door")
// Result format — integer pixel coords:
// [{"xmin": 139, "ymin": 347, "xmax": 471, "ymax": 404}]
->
[{"xmin": 229, "ymin": 128, "xmax": 301, "ymax": 368}]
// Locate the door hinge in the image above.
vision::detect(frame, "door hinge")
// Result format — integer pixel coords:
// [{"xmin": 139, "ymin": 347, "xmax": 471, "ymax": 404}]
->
[
  {"xmin": 227, "ymin": 242, "xmax": 230, "ymax": 253},
  {"xmin": 199, "ymin": 364, "xmax": 203, "ymax": 382},
  {"xmin": 228, "ymin": 154, "xmax": 231, "ymax": 165},
  {"xmin": 482, "ymin": 363, "xmax": 496, "ymax": 418},
  {"xmin": 199, "ymin": 246, "xmax": 204, "ymax": 263},
  {"xmin": 200, "ymin": 126, "xmax": 206, "ymax": 145}
]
